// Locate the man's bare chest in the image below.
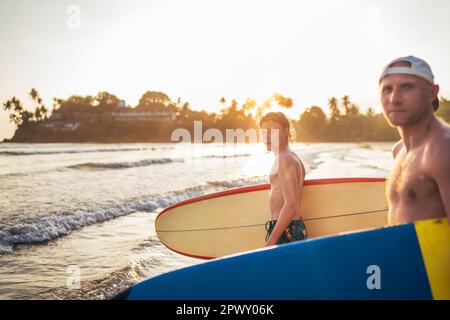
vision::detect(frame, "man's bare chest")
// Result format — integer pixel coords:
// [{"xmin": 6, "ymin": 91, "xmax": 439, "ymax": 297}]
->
[{"xmin": 388, "ymin": 151, "xmax": 437, "ymax": 202}]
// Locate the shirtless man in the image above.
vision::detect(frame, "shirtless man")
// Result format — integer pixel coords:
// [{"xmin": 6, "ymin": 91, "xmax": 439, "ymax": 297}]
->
[
  {"xmin": 259, "ymin": 112, "xmax": 308, "ymax": 246},
  {"xmin": 379, "ymin": 56, "xmax": 450, "ymax": 224}
]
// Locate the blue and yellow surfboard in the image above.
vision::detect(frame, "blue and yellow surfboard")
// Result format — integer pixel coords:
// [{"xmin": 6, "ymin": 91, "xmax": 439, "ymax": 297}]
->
[{"xmin": 116, "ymin": 218, "xmax": 449, "ymax": 300}]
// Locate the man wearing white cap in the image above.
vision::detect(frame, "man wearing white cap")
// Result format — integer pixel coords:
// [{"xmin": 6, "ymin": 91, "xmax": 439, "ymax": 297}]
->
[{"xmin": 379, "ymin": 55, "xmax": 450, "ymax": 224}]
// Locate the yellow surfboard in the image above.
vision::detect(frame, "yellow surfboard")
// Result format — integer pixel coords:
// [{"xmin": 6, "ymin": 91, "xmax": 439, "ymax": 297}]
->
[{"xmin": 156, "ymin": 178, "xmax": 388, "ymax": 259}]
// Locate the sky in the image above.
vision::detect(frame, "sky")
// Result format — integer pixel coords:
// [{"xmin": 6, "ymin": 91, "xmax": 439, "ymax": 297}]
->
[{"xmin": 1, "ymin": 0, "xmax": 449, "ymax": 140}]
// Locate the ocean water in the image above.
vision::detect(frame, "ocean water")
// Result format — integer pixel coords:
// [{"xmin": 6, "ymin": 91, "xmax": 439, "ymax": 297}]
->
[{"xmin": 0, "ymin": 142, "xmax": 394, "ymax": 299}]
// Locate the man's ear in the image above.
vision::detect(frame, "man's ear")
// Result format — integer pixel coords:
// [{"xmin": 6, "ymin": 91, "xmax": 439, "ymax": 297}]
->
[{"xmin": 431, "ymin": 84, "xmax": 440, "ymax": 101}]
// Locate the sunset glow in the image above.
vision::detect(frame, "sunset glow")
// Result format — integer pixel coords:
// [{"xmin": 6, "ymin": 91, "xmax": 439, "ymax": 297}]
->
[{"xmin": 1, "ymin": 0, "xmax": 450, "ymax": 140}]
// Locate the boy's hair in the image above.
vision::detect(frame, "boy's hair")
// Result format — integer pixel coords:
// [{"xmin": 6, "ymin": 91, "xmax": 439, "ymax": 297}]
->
[{"xmin": 259, "ymin": 112, "xmax": 294, "ymax": 142}]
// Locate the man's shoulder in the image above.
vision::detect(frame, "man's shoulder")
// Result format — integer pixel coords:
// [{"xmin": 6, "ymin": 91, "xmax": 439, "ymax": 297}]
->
[
  {"xmin": 392, "ymin": 140, "xmax": 404, "ymax": 159},
  {"xmin": 427, "ymin": 120, "xmax": 450, "ymax": 152},
  {"xmin": 278, "ymin": 150, "xmax": 302, "ymax": 169},
  {"xmin": 424, "ymin": 121, "xmax": 450, "ymax": 171},
  {"xmin": 437, "ymin": 119, "xmax": 450, "ymax": 141}
]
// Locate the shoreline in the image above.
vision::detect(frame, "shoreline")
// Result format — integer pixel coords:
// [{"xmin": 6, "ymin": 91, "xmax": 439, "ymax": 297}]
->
[{"xmin": 1, "ymin": 139, "xmax": 398, "ymax": 144}]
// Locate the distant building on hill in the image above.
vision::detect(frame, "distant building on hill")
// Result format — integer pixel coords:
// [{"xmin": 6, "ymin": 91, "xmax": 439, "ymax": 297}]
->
[{"xmin": 111, "ymin": 109, "xmax": 175, "ymax": 122}]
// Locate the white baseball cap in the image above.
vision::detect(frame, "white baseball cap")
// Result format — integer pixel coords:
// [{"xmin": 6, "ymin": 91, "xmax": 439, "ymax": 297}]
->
[{"xmin": 379, "ymin": 55, "xmax": 435, "ymax": 85}]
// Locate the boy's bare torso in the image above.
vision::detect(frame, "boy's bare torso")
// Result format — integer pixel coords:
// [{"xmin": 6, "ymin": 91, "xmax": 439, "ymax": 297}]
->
[{"xmin": 268, "ymin": 150, "xmax": 305, "ymax": 221}]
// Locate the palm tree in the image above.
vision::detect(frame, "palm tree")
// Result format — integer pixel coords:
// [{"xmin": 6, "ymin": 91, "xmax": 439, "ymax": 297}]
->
[
  {"xmin": 242, "ymin": 98, "xmax": 257, "ymax": 116},
  {"xmin": 328, "ymin": 97, "xmax": 340, "ymax": 122},
  {"xmin": 29, "ymin": 88, "xmax": 48, "ymax": 122},
  {"xmin": 342, "ymin": 95, "xmax": 351, "ymax": 115},
  {"xmin": 274, "ymin": 93, "xmax": 293, "ymax": 109},
  {"xmin": 220, "ymin": 97, "xmax": 226, "ymax": 108}
]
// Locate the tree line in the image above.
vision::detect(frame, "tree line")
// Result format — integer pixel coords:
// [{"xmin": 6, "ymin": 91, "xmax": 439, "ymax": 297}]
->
[{"xmin": 2, "ymin": 89, "xmax": 449, "ymax": 143}]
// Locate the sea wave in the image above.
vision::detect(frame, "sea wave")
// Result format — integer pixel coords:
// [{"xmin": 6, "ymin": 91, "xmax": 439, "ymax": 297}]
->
[
  {"xmin": 39, "ymin": 263, "xmax": 142, "ymax": 300},
  {"xmin": 0, "ymin": 146, "xmax": 161, "ymax": 156},
  {"xmin": 38, "ymin": 235, "xmax": 195, "ymax": 300},
  {"xmin": 0, "ymin": 176, "xmax": 267, "ymax": 256},
  {"xmin": 202, "ymin": 153, "xmax": 252, "ymax": 159},
  {"xmin": 67, "ymin": 158, "xmax": 183, "ymax": 170}
]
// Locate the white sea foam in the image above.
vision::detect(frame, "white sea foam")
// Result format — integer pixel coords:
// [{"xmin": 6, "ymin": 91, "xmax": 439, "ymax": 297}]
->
[
  {"xmin": 67, "ymin": 158, "xmax": 183, "ymax": 170},
  {"xmin": 0, "ymin": 176, "xmax": 267, "ymax": 256},
  {"xmin": 0, "ymin": 147, "xmax": 157, "ymax": 156}
]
